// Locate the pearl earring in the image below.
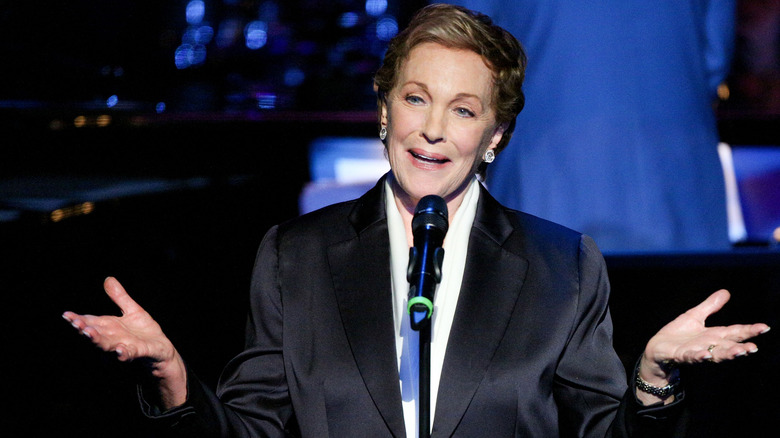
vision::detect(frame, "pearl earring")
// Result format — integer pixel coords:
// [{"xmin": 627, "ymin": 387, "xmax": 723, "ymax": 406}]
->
[
  {"xmin": 483, "ymin": 149, "xmax": 495, "ymax": 163},
  {"xmin": 379, "ymin": 127, "xmax": 387, "ymax": 140}
]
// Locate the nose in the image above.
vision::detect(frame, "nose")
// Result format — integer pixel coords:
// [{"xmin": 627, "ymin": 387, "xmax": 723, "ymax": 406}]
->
[{"xmin": 421, "ymin": 111, "xmax": 445, "ymax": 144}]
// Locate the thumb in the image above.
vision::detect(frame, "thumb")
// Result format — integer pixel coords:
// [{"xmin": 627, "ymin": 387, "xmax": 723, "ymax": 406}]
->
[
  {"xmin": 104, "ymin": 277, "xmax": 144, "ymax": 316},
  {"xmin": 685, "ymin": 289, "xmax": 731, "ymax": 324}
]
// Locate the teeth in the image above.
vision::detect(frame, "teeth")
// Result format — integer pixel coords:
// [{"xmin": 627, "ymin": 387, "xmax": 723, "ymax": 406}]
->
[{"xmin": 411, "ymin": 151, "xmax": 445, "ymax": 163}]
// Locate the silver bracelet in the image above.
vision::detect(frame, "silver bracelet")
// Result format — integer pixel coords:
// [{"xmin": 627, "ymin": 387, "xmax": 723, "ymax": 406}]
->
[{"xmin": 634, "ymin": 360, "xmax": 680, "ymax": 398}]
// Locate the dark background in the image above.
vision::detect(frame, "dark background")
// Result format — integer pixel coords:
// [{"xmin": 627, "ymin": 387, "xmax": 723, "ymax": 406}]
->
[{"xmin": 1, "ymin": 1, "xmax": 778, "ymax": 436}]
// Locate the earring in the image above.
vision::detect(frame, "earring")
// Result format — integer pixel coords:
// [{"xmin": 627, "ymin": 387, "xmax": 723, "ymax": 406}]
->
[
  {"xmin": 483, "ymin": 149, "xmax": 495, "ymax": 163},
  {"xmin": 379, "ymin": 127, "xmax": 387, "ymax": 141}
]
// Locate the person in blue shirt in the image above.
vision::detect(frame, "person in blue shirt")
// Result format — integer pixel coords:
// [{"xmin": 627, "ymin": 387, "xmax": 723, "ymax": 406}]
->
[{"xmin": 448, "ymin": 0, "xmax": 735, "ymax": 252}]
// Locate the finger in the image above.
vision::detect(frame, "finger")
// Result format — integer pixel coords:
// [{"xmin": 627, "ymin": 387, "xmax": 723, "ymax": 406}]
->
[
  {"xmin": 62, "ymin": 312, "xmax": 93, "ymax": 333},
  {"xmin": 69, "ymin": 321, "xmax": 114, "ymax": 351},
  {"xmin": 62, "ymin": 311, "xmax": 80, "ymax": 328},
  {"xmin": 79, "ymin": 325, "xmax": 125, "ymax": 358},
  {"xmin": 710, "ymin": 342, "xmax": 760, "ymax": 362},
  {"xmin": 720, "ymin": 323, "xmax": 772, "ymax": 342},
  {"xmin": 114, "ymin": 342, "xmax": 141, "ymax": 362},
  {"xmin": 684, "ymin": 289, "xmax": 731, "ymax": 323},
  {"xmin": 81, "ymin": 325, "xmax": 101, "ymax": 343},
  {"xmin": 104, "ymin": 277, "xmax": 144, "ymax": 316},
  {"xmin": 753, "ymin": 323, "xmax": 771, "ymax": 336}
]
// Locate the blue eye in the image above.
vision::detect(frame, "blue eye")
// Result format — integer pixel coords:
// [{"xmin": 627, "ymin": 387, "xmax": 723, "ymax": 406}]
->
[
  {"xmin": 455, "ymin": 107, "xmax": 475, "ymax": 117},
  {"xmin": 406, "ymin": 95, "xmax": 424, "ymax": 105}
]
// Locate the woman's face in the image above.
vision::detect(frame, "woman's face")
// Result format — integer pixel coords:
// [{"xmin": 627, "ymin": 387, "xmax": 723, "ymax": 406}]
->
[{"xmin": 382, "ymin": 42, "xmax": 506, "ymax": 212}]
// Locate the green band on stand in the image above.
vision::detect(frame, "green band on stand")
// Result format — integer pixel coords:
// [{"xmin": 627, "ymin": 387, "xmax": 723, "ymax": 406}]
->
[{"xmin": 408, "ymin": 296, "xmax": 433, "ymax": 318}]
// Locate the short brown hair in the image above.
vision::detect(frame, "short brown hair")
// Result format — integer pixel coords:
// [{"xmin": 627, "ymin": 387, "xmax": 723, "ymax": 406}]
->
[{"xmin": 374, "ymin": 3, "xmax": 527, "ymax": 155}]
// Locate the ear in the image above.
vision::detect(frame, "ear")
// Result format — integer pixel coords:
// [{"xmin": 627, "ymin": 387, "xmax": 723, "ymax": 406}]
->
[
  {"xmin": 380, "ymin": 99, "xmax": 389, "ymax": 127},
  {"xmin": 488, "ymin": 122, "xmax": 509, "ymax": 149}
]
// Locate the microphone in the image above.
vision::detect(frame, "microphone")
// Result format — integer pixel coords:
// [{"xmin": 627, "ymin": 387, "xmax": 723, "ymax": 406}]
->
[{"xmin": 407, "ymin": 195, "xmax": 448, "ymax": 331}]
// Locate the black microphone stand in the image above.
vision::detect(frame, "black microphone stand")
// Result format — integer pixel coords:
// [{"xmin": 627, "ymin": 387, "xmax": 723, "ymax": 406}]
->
[
  {"xmin": 417, "ymin": 318, "xmax": 432, "ymax": 438},
  {"xmin": 409, "ymin": 272, "xmax": 437, "ymax": 438},
  {"xmin": 407, "ymin": 195, "xmax": 447, "ymax": 438}
]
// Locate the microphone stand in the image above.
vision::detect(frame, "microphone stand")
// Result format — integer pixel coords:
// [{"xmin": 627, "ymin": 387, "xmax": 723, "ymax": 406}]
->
[
  {"xmin": 418, "ymin": 319, "xmax": 432, "ymax": 438},
  {"xmin": 407, "ymin": 194, "xmax": 448, "ymax": 438}
]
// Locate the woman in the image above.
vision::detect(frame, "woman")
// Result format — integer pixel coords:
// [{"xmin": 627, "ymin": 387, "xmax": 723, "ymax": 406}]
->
[{"xmin": 63, "ymin": 4, "xmax": 769, "ymax": 437}]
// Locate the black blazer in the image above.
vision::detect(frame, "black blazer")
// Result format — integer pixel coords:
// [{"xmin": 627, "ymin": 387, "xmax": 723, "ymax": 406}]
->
[{"xmin": 147, "ymin": 176, "xmax": 685, "ymax": 437}]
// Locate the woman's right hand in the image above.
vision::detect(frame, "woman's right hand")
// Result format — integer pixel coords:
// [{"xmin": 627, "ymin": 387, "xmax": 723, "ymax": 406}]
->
[{"xmin": 63, "ymin": 276, "xmax": 188, "ymax": 410}]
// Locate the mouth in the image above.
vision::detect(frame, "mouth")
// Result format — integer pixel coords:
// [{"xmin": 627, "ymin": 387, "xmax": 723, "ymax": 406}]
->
[{"xmin": 409, "ymin": 149, "xmax": 449, "ymax": 165}]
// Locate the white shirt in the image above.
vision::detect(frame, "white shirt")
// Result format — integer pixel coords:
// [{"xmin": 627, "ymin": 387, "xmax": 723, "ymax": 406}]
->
[{"xmin": 385, "ymin": 177, "xmax": 481, "ymax": 438}]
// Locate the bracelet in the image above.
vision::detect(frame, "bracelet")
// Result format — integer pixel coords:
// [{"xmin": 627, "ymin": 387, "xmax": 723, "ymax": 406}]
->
[{"xmin": 634, "ymin": 360, "xmax": 680, "ymax": 398}]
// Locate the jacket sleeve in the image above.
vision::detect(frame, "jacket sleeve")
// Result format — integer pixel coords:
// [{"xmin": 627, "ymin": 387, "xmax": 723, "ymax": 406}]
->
[
  {"xmin": 553, "ymin": 235, "xmax": 688, "ymax": 437},
  {"xmin": 611, "ymin": 360, "xmax": 689, "ymax": 438},
  {"xmin": 702, "ymin": 0, "xmax": 736, "ymax": 93},
  {"xmin": 139, "ymin": 225, "xmax": 297, "ymax": 437}
]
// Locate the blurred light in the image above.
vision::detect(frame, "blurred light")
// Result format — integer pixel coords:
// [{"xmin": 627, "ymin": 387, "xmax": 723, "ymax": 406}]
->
[
  {"xmin": 106, "ymin": 95, "xmax": 118, "ymax": 108},
  {"xmin": 186, "ymin": 0, "xmax": 205, "ymax": 25},
  {"xmin": 183, "ymin": 25, "xmax": 214, "ymax": 45},
  {"xmin": 50, "ymin": 202, "xmax": 95, "ymax": 223},
  {"xmin": 245, "ymin": 20, "xmax": 268, "ymax": 50},
  {"xmin": 718, "ymin": 83, "xmax": 730, "ymax": 101},
  {"xmin": 365, "ymin": 0, "xmax": 387, "ymax": 17},
  {"xmin": 376, "ymin": 17, "xmax": 398, "ymax": 41},
  {"xmin": 284, "ymin": 67, "xmax": 305, "ymax": 87},
  {"xmin": 175, "ymin": 44, "xmax": 191, "ymax": 68},
  {"xmin": 183, "ymin": 27, "xmax": 196, "ymax": 44},
  {"xmin": 256, "ymin": 93, "xmax": 277, "ymax": 109},
  {"xmin": 189, "ymin": 44, "xmax": 207, "ymax": 64},
  {"xmin": 197, "ymin": 25, "xmax": 214, "ymax": 44},
  {"xmin": 74, "ymin": 116, "xmax": 86, "ymax": 128},
  {"xmin": 96, "ymin": 115, "xmax": 112, "ymax": 127},
  {"xmin": 340, "ymin": 12, "xmax": 360, "ymax": 28},
  {"xmin": 174, "ymin": 44, "xmax": 207, "ymax": 69},
  {"xmin": 156, "ymin": 102, "xmax": 167, "ymax": 113}
]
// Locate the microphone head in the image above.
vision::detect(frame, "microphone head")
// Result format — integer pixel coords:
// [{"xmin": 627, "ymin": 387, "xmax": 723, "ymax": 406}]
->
[{"xmin": 412, "ymin": 195, "xmax": 449, "ymax": 236}]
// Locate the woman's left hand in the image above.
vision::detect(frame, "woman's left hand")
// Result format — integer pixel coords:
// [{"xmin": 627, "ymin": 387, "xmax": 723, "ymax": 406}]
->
[{"xmin": 636, "ymin": 289, "xmax": 770, "ymax": 405}]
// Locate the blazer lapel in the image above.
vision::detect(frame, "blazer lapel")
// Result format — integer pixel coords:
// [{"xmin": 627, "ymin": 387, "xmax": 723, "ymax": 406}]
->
[
  {"xmin": 328, "ymin": 177, "xmax": 407, "ymax": 437},
  {"xmin": 432, "ymin": 186, "xmax": 529, "ymax": 437}
]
